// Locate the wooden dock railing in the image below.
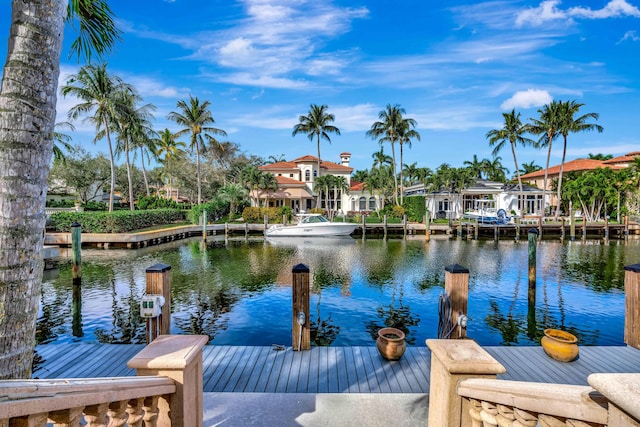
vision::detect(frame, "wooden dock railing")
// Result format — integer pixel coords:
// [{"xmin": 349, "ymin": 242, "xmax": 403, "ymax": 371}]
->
[{"xmin": 0, "ymin": 335, "xmax": 207, "ymax": 427}]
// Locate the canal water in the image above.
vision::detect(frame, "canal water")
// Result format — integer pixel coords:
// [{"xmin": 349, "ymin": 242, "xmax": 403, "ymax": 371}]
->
[{"xmin": 38, "ymin": 236, "xmax": 640, "ymax": 347}]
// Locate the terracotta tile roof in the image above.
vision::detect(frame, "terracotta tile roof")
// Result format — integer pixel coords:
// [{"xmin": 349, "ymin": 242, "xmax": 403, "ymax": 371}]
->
[
  {"xmin": 290, "ymin": 155, "xmax": 354, "ymax": 172},
  {"xmin": 350, "ymin": 181, "xmax": 364, "ymax": 191},
  {"xmin": 275, "ymin": 176, "xmax": 306, "ymax": 186},
  {"xmin": 259, "ymin": 161, "xmax": 297, "ymax": 170},
  {"xmin": 603, "ymin": 151, "xmax": 640, "ymax": 165},
  {"xmin": 519, "ymin": 158, "xmax": 618, "ymax": 179},
  {"xmin": 292, "ymin": 155, "xmax": 318, "ymax": 163}
]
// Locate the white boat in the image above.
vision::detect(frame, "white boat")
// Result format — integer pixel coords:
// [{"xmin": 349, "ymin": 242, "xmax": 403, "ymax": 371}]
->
[
  {"xmin": 264, "ymin": 214, "xmax": 359, "ymax": 237},
  {"xmin": 463, "ymin": 200, "xmax": 510, "ymax": 225}
]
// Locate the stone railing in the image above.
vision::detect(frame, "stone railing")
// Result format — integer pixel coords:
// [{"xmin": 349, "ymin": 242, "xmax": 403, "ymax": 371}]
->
[
  {"xmin": 427, "ymin": 339, "xmax": 640, "ymax": 427},
  {"xmin": 0, "ymin": 335, "xmax": 207, "ymax": 427}
]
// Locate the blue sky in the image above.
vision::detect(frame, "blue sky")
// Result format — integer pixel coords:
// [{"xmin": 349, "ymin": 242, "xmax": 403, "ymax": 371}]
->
[{"xmin": 2, "ymin": 0, "xmax": 640, "ymax": 173}]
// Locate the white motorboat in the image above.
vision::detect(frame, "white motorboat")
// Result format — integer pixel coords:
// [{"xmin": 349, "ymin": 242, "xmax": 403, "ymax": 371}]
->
[
  {"xmin": 264, "ymin": 214, "xmax": 359, "ymax": 237},
  {"xmin": 463, "ymin": 200, "xmax": 510, "ymax": 225}
]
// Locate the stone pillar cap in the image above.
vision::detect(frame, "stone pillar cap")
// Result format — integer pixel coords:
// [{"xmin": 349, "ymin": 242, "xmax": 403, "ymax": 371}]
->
[{"xmin": 426, "ymin": 339, "xmax": 506, "ymax": 375}]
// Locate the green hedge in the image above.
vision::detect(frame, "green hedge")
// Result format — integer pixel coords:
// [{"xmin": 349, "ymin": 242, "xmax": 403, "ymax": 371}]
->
[
  {"xmin": 189, "ymin": 200, "xmax": 228, "ymax": 224},
  {"xmin": 403, "ymin": 196, "xmax": 426, "ymax": 222},
  {"xmin": 49, "ymin": 209, "xmax": 187, "ymax": 233}
]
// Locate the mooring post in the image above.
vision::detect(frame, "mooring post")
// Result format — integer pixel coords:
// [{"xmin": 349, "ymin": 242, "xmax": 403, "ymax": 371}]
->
[
  {"xmin": 570, "ymin": 209, "xmax": 576, "ymax": 241},
  {"xmin": 383, "ymin": 214, "xmax": 388, "ymax": 237},
  {"xmin": 145, "ymin": 263, "xmax": 172, "ymax": 344},
  {"xmin": 604, "ymin": 216, "xmax": 610, "ymax": 240},
  {"xmin": 474, "ymin": 218, "xmax": 479, "ymax": 240},
  {"xmin": 362, "ymin": 213, "xmax": 366, "ymax": 238},
  {"xmin": 71, "ymin": 221, "xmax": 82, "ymax": 284},
  {"xmin": 444, "ymin": 264, "xmax": 469, "ymax": 339},
  {"xmin": 538, "ymin": 216, "xmax": 543, "ymax": 237},
  {"xmin": 457, "ymin": 221, "xmax": 462, "ymax": 239},
  {"xmin": 582, "ymin": 217, "xmax": 587, "ymax": 238},
  {"xmin": 560, "ymin": 216, "xmax": 565, "ymax": 240},
  {"xmin": 292, "ymin": 264, "xmax": 310, "ymax": 351},
  {"xmin": 264, "ymin": 214, "xmax": 268, "ymax": 231},
  {"xmin": 403, "ymin": 214, "xmax": 407, "ymax": 238},
  {"xmin": 625, "ymin": 215, "xmax": 630, "ymax": 239},
  {"xmin": 624, "ymin": 264, "xmax": 640, "ymax": 349},
  {"xmin": 528, "ymin": 228, "xmax": 538, "ymax": 290},
  {"xmin": 72, "ymin": 281, "xmax": 83, "ymax": 338},
  {"xmin": 493, "ymin": 225, "xmax": 498, "ymax": 241},
  {"xmin": 425, "ymin": 213, "xmax": 431, "ymax": 242},
  {"xmin": 515, "ymin": 217, "xmax": 520, "ymax": 240},
  {"xmin": 202, "ymin": 210, "xmax": 207, "ymax": 242}
]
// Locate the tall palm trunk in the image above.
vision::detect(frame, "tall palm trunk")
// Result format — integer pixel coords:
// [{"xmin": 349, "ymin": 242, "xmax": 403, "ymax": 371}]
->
[
  {"xmin": 194, "ymin": 136, "xmax": 202, "ymax": 204},
  {"xmin": 390, "ymin": 137, "xmax": 399, "ymax": 205},
  {"xmin": 125, "ymin": 138, "xmax": 134, "ymax": 210},
  {"xmin": 511, "ymin": 142, "xmax": 524, "ymax": 215},
  {"xmin": 0, "ymin": 0, "xmax": 65, "ymax": 379},
  {"xmin": 555, "ymin": 136, "xmax": 568, "ymax": 221},
  {"xmin": 103, "ymin": 117, "xmax": 117, "ymax": 212},
  {"xmin": 139, "ymin": 146, "xmax": 150, "ymax": 197},
  {"xmin": 399, "ymin": 141, "xmax": 404, "ymax": 205}
]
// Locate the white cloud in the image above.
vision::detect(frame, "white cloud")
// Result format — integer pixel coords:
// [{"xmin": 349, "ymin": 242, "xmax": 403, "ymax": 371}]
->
[
  {"xmin": 516, "ymin": 0, "xmax": 640, "ymax": 27},
  {"xmin": 500, "ymin": 89, "xmax": 553, "ymax": 109},
  {"xmin": 566, "ymin": 143, "xmax": 640, "ymax": 157},
  {"xmin": 215, "ymin": 72, "xmax": 309, "ymax": 89},
  {"xmin": 123, "ymin": 75, "xmax": 188, "ymax": 99},
  {"xmin": 617, "ymin": 30, "xmax": 640, "ymax": 43},
  {"xmin": 516, "ymin": 0, "xmax": 568, "ymax": 27},
  {"xmin": 332, "ymin": 104, "xmax": 380, "ymax": 132}
]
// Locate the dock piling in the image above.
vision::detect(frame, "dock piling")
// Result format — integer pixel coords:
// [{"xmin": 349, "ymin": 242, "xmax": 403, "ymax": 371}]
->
[
  {"xmin": 624, "ymin": 264, "xmax": 640, "ymax": 349},
  {"xmin": 570, "ymin": 209, "xmax": 576, "ymax": 241},
  {"xmin": 528, "ymin": 228, "xmax": 538, "ymax": 289},
  {"xmin": 202, "ymin": 210, "xmax": 207, "ymax": 242},
  {"xmin": 292, "ymin": 264, "xmax": 310, "ymax": 351},
  {"xmin": 425, "ymin": 214, "xmax": 430, "ymax": 242},
  {"xmin": 145, "ymin": 263, "xmax": 172, "ymax": 344},
  {"xmin": 71, "ymin": 221, "xmax": 82, "ymax": 284},
  {"xmin": 444, "ymin": 264, "xmax": 469, "ymax": 339}
]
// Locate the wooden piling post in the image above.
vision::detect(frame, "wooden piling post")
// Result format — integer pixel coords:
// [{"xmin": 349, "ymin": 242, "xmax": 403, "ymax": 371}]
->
[
  {"xmin": 145, "ymin": 263, "xmax": 172, "ymax": 344},
  {"xmin": 515, "ymin": 217, "xmax": 520, "ymax": 241},
  {"xmin": 474, "ymin": 218, "xmax": 479, "ymax": 240},
  {"xmin": 202, "ymin": 210, "xmax": 207, "ymax": 242},
  {"xmin": 403, "ymin": 214, "xmax": 407, "ymax": 238},
  {"xmin": 224, "ymin": 222, "xmax": 229, "ymax": 238},
  {"xmin": 625, "ymin": 215, "xmax": 629, "ymax": 238},
  {"xmin": 264, "ymin": 214, "xmax": 268, "ymax": 231},
  {"xmin": 494, "ymin": 225, "xmax": 498, "ymax": 241},
  {"xmin": 528, "ymin": 228, "xmax": 538, "ymax": 290},
  {"xmin": 444, "ymin": 264, "xmax": 469, "ymax": 339},
  {"xmin": 71, "ymin": 221, "xmax": 82, "ymax": 284},
  {"xmin": 624, "ymin": 264, "xmax": 640, "ymax": 349},
  {"xmin": 604, "ymin": 216, "xmax": 610, "ymax": 240},
  {"xmin": 570, "ymin": 209, "xmax": 576, "ymax": 241},
  {"xmin": 457, "ymin": 221, "xmax": 462, "ymax": 239},
  {"xmin": 383, "ymin": 214, "xmax": 388, "ymax": 237},
  {"xmin": 425, "ymin": 214, "xmax": 430, "ymax": 241},
  {"xmin": 582, "ymin": 217, "xmax": 587, "ymax": 238},
  {"xmin": 561, "ymin": 217, "xmax": 566, "ymax": 240},
  {"xmin": 292, "ymin": 264, "xmax": 310, "ymax": 351},
  {"xmin": 538, "ymin": 216, "xmax": 543, "ymax": 237},
  {"xmin": 362, "ymin": 213, "xmax": 366, "ymax": 237},
  {"xmin": 72, "ymin": 282, "xmax": 83, "ymax": 338}
]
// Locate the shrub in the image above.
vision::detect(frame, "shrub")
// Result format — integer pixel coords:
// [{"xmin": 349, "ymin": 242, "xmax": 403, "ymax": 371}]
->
[
  {"xmin": 403, "ymin": 196, "xmax": 426, "ymax": 222},
  {"xmin": 137, "ymin": 195, "xmax": 181, "ymax": 210},
  {"xmin": 241, "ymin": 207, "xmax": 284, "ymax": 223},
  {"xmin": 391, "ymin": 205, "xmax": 406, "ymax": 219},
  {"xmin": 189, "ymin": 200, "xmax": 228, "ymax": 224},
  {"xmin": 49, "ymin": 209, "xmax": 186, "ymax": 233}
]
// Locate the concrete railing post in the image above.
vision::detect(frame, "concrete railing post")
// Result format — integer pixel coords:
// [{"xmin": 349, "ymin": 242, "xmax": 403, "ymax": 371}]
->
[
  {"xmin": 624, "ymin": 264, "xmax": 640, "ymax": 349},
  {"xmin": 128, "ymin": 335, "xmax": 208, "ymax": 427},
  {"xmin": 426, "ymin": 339, "xmax": 506, "ymax": 427}
]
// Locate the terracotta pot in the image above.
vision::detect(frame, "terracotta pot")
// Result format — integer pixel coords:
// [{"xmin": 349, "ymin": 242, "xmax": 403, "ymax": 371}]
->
[
  {"xmin": 376, "ymin": 327, "xmax": 406, "ymax": 360},
  {"xmin": 541, "ymin": 328, "xmax": 579, "ymax": 362}
]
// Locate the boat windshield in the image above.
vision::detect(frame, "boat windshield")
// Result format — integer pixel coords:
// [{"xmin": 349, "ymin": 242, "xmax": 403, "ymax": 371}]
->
[{"xmin": 300, "ymin": 215, "xmax": 328, "ymax": 224}]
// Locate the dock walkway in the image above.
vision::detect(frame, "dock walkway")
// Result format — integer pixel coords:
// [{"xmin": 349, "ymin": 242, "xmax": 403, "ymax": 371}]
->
[{"xmin": 34, "ymin": 344, "xmax": 640, "ymax": 393}]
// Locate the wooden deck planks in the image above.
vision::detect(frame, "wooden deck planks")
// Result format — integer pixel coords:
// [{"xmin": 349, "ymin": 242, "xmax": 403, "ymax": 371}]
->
[{"xmin": 34, "ymin": 344, "xmax": 640, "ymax": 393}]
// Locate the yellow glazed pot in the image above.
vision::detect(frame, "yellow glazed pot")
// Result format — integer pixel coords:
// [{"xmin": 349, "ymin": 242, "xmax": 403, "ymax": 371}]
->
[
  {"xmin": 376, "ymin": 327, "xmax": 406, "ymax": 360},
  {"xmin": 541, "ymin": 328, "xmax": 579, "ymax": 362}
]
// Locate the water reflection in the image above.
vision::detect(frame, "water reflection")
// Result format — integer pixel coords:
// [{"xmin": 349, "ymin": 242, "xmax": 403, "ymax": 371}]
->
[{"xmin": 37, "ymin": 236, "xmax": 639, "ymax": 346}]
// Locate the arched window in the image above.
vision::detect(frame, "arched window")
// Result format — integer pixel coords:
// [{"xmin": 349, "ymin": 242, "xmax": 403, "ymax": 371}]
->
[
  {"xmin": 369, "ymin": 197, "xmax": 376, "ymax": 210},
  {"xmin": 305, "ymin": 170, "xmax": 310, "ymax": 181},
  {"xmin": 359, "ymin": 197, "xmax": 367, "ymax": 211}
]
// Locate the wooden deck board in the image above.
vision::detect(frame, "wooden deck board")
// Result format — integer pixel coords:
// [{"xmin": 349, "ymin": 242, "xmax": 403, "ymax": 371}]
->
[{"xmin": 34, "ymin": 344, "xmax": 640, "ymax": 393}]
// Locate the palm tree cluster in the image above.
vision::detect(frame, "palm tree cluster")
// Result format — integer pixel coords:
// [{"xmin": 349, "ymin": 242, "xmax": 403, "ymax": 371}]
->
[{"xmin": 487, "ymin": 101, "xmax": 603, "ymax": 217}]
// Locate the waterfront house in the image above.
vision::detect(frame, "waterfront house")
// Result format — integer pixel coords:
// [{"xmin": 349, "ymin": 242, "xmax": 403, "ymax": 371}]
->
[{"xmin": 255, "ymin": 153, "xmax": 381, "ymax": 213}]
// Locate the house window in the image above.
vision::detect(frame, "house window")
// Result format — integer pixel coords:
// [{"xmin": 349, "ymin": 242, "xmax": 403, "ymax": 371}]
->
[
  {"xmin": 369, "ymin": 197, "xmax": 376, "ymax": 211},
  {"xmin": 438, "ymin": 199, "xmax": 450, "ymax": 212},
  {"xmin": 313, "ymin": 170, "xmax": 317, "ymax": 178},
  {"xmin": 305, "ymin": 170, "xmax": 310, "ymax": 181},
  {"xmin": 359, "ymin": 197, "xmax": 367, "ymax": 211},
  {"xmin": 290, "ymin": 174, "xmax": 293, "ymax": 178}
]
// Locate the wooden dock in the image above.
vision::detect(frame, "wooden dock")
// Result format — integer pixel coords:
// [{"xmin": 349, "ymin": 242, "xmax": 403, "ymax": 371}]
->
[{"xmin": 34, "ymin": 344, "xmax": 640, "ymax": 393}]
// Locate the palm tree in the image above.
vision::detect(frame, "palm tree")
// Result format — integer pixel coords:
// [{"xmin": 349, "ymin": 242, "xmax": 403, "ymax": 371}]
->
[
  {"xmin": 396, "ymin": 118, "xmax": 420, "ymax": 204},
  {"xmin": 153, "ymin": 128, "xmax": 186, "ymax": 200},
  {"xmin": 268, "ymin": 154, "xmax": 286, "ymax": 163},
  {"xmin": 519, "ymin": 161, "xmax": 542, "ymax": 176},
  {"xmin": 332, "ymin": 176, "xmax": 350, "ymax": 217},
  {"xmin": 484, "ymin": 156, "xmax": 509, "ymax": 182},
  {"xmin": 62, "ymin": 63, "xmax": 132, "ymax": 212},
  {"xmin": 168, "ymin": 95, "xmax": 227, "ymax": 204},
  {"xmin": 292, "ymin": 104, "xmax": 341, "ymax": 184},
  {"xmin": 0, "ymin": 0, "xmax": 120, "ymax": 379},
  {"xmin": 219, "ymin": 183, "xmax": 248, "ymax": 217},
  {"xmin": 528, "ymin": 100, "xmax": 562, "ymax": 214},
  {"xmin": 352, "ymin": 169, "xmax": 369, "ymax": 183},
  {"xmin": 366, "ymin": 104, "xmax": 417, "ymax": 205},
  {"xmin": 588, "ymin": 153, "xmax": 613, "ymax": 160},
  {"xmin": 242, "ymin": 166, "xmax": 265, "ymax": 206},
  {"xmin": 372, "ymin": 148, "xmax": 392, "ymax": 169},
  {"xmin": 53, "ymin": 121, "xmax": 75, "ymax": 164},
  {"xmin": 403, "ymin": 162, "xmax": 420, "ymax": 186},
  {"xmin": 258, "ymin": 172, "xmax": 278, "ymax": 207},
  {"xmin": 486, "ymin": 109, "xmax": 534, "ymax": 215},
  {"xmin": 555, "ymin": 101, "xmax": 603, "ymax": 219},
  {"xmin": 314, "ymin": 175, "xmax": 333, "ymax": 212},
  {"xmin": 464, "ymin": 155, "xmax": 484, "ymax": 179}
]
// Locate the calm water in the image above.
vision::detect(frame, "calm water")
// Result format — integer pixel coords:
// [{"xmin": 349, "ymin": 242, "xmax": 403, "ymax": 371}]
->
[{"xmin": 38, "ymin": 236, "xmax": 640, "ymax": 347}]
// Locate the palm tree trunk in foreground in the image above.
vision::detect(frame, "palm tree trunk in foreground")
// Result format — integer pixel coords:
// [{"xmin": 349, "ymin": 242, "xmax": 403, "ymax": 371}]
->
[{"xmin": 0, "ymin": 0, "xmax": 65, "ymax": 379}]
